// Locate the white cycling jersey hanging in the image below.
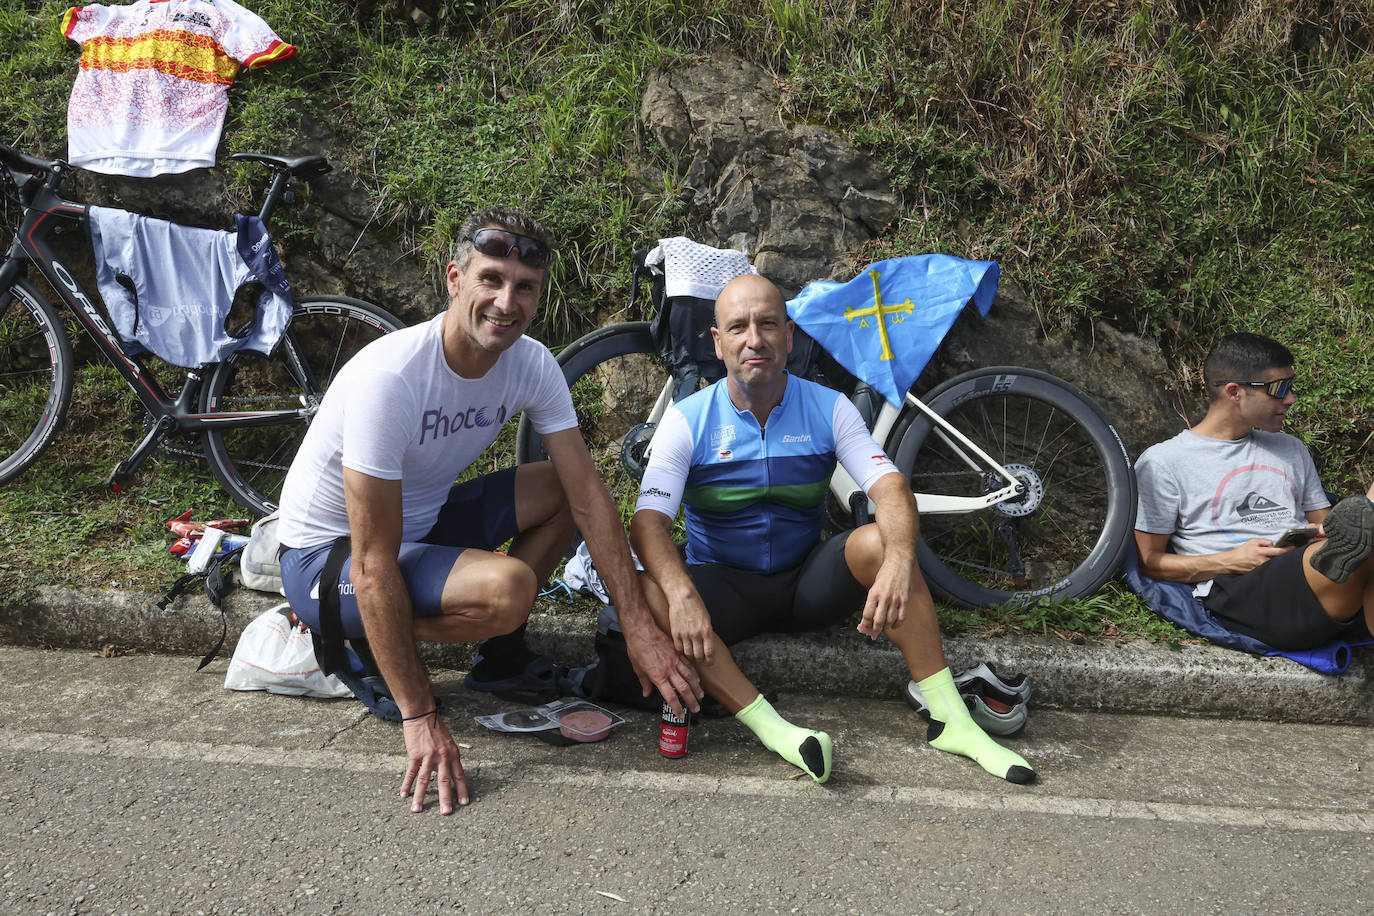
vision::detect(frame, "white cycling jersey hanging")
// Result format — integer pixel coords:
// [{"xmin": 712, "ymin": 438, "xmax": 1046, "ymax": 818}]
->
[
  {"xmin": 786, "ymin": 255, "xmax": 1000, "ymax": 407},
  {"xmin": 87, "ymin": 205, "xmax": 294, "ymax": 368}
]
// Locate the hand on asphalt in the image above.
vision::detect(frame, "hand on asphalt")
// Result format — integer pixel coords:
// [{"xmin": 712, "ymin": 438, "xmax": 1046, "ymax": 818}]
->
[{"xmin": 399, "ymin": 712, "xmax": 470, "ymax": 814}]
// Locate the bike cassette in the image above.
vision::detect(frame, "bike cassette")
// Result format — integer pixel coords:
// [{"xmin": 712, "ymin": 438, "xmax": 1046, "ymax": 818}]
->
[
  {"xmin": 990, "ymin": 462, "xmax": 1043, "ymax": 518},
  {"xmin": 621, "ymin": 423, "xmax": 656, "ymax": 480}
]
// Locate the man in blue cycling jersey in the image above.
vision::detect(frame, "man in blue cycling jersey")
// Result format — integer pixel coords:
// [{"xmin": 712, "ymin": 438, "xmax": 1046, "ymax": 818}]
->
[
  {"xmin": 630, "ymin": 273, "xmax": 1035, "ymax": 784},
  {"xmin": 276, "ymin": 206, "xmax": 702, "ymax": 815}
]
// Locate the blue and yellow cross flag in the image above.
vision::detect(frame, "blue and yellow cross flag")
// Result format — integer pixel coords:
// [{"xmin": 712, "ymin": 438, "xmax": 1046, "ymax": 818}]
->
[{"xmin": 785, "ymin": 254, "xmax": 999, "ymax": 407}]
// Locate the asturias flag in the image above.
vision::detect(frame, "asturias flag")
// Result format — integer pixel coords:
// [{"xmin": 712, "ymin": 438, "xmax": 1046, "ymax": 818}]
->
[{"xmin": 785, "ymin": 254, "xmax": 999, "ymax": 407}]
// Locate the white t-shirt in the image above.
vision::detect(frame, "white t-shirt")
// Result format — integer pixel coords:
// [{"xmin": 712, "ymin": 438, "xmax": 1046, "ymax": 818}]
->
[
  {"xmin": 277, "ymin": 314, "xmax": 578, "ymax": 550},
  {"xmin": 63, "ymin": 0, "xmax": 296, "ymax": 177}
]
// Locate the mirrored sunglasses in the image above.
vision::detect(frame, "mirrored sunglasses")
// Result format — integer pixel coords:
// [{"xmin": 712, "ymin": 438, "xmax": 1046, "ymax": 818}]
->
[
  {"xmin": 469, "ymin": 227, "xmax": 555, "ymax": 269},
  {"xmin": 1212, "ymin": 377, "xmax": 1295, "ymax": 398}
]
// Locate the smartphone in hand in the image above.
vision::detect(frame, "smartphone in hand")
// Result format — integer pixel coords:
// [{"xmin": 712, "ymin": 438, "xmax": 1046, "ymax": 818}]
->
[{"xmin": 1274, "ymin": 527, "xmax": 1319, "ymax": 548}]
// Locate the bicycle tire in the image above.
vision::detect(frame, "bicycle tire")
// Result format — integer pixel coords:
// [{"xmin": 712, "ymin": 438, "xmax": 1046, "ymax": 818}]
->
[
  {"xmin": 0, "ymin": 278, "xmax": 74, "ymax": 486},
  {"xmin": 890, "ymin": 366, "xmax": 1137, "ymax": 609},
  {"xmin": 515, "ymin": 322, "xmax": 668, "ymax": 527},
  {"xmin": 200, "ymin": 295, "xmax": 407, "ymax": 516}
]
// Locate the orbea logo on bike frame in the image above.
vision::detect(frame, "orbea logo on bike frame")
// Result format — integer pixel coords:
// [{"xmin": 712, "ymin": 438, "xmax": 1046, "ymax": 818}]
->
[
  {"xmin": 51, "ymin": 260, "xmax": 130, "ymax": 367},
  {"xmin": 419, "ymin": 405, "xmax": 508, "ymax": 443}
]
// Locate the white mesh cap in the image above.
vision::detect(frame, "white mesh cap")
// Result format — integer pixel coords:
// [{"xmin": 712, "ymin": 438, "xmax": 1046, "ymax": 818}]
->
[{"xmin": 645, "ymin": 236, "xmax": 757, "ymax": 300}]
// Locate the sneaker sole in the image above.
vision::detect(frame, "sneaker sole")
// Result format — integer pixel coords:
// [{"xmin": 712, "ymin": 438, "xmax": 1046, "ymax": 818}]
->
[{"xmin": 1310, "ymin": 496, "xmax": 1374, "ymax": 585}]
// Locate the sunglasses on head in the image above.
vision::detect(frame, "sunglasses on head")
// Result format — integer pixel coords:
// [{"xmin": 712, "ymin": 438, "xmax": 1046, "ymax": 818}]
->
[
  {"xmin": 1212, "ymin": 377, "xmax": 1295, "ymax": 398},
  {"xmin": 468, "ymin": 227, "xmax": 555, "ymax": 269}
]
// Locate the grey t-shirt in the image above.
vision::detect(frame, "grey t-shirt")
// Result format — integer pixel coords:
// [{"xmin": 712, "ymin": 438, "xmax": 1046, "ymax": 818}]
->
[{"xmin": 1134, "ymin": 429, "xmax": 1329, "ymax": 597}]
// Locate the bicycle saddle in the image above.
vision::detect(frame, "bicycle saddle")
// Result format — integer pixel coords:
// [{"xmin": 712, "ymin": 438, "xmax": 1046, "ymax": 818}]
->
[{"xmin": 229, "ymin": 152, "xmax": 332, "ymax": 180}]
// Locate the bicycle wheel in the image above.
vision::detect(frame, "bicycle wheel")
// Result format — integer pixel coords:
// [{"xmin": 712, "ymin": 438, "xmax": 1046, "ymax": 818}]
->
[
  {"xmin": 516, "ymin": 322, "xmax": 672, "ymax": 528},
  {"xmin": 0, "ymin": 279, "xmax": 73, "ymax": 486},
  {"xmin": 201, "ymin": 296, "xmax": 406, "ymax": 516},
  {"xmin": 890, "ymin": 366, "xmax": 1136, "ymax": 608}
]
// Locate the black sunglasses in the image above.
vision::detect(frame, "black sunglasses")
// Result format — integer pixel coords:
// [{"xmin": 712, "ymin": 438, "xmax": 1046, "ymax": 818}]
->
[
  {"xmin": 1212, "ymin": 377, "xmax": 1295, "ymax": 398},
  {"xmin": 468, "ymin": 227, "xmax": 555, "ymax": 269}
]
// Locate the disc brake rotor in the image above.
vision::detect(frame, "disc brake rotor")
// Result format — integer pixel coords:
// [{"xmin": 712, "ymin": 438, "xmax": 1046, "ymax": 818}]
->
[
  {"xmin": 991, "ymin": 462, "xmax": 1044, "ymax": 518},
  {"xmin": 621, "ymin": 422, "xmax": 656, "ymax": 480}
]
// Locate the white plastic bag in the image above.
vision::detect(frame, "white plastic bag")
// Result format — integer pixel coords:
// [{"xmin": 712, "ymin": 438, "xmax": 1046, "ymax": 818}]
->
[
  {"xmin": 563, "ymin": 540, "xmax": 643, "ymax": 605},
  {"xmin": 224, "ymin": 603, "xmax": 353, "ymax": 698}
]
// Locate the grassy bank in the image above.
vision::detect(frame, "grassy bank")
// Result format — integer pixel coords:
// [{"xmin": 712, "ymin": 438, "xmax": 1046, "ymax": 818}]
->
[{"xmin": 4, "ymin": 0, "xmax": 1372, "ymax": 640}]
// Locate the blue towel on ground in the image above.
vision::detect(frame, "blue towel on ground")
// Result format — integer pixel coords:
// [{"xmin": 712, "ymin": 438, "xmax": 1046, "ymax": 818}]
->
[{"xmin": 1122, "ymin": 544, "xmax": 1372, "ymax": 675}]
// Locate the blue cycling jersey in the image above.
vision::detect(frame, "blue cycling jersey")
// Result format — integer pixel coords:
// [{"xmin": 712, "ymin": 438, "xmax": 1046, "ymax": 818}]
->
[{"xmin": 636, "ymin": 374, "xmax": 894, "ymax": 574}]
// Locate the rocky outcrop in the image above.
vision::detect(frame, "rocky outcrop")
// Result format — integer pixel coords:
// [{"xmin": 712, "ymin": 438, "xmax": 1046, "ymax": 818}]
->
[
  {"xmin": 930, "ymin": 280, "xmax": 1187, "ymax": 456},
  {"xmin": 640, "ymin": 54, "xmax": 899, "ymax": 296}
]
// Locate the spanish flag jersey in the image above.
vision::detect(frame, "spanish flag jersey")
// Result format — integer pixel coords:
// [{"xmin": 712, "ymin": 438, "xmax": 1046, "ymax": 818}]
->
[{"xmin": 63, "ymin": 0, "xmax": 295, "ymax": 177}]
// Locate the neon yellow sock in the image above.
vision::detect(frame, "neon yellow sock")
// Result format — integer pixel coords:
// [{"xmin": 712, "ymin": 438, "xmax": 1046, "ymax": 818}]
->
[
  {"xmin": 735, "ymin": 693, "xmax": 833, "ymax": 783},
  {"xmin": 916, "ymin": 667, "xmax": 1036, "ymax": 785}
]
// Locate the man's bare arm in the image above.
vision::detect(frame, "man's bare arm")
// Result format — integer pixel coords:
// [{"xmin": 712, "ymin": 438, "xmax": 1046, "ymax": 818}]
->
[
  {"xmin": 343, "ymin": 469, "xmax": 433, "ymax": 714},
  {"xmin": 631, "ymin": 508, "xmax": 716, "ymax": 663},
  {"xmin": 343, "ymin": 468, "xmax": 469, "ymax": 813},
  {"xmin": 859, "ymin": 472, "xmax": 919, "ymax": 637},
  {"xmin": 540, "ymin": 428, "xmax": 703, "ymax": 713},
  {"xmin": 1134, "ymin": 529, "xmax": 1288, "ymax": 583}
]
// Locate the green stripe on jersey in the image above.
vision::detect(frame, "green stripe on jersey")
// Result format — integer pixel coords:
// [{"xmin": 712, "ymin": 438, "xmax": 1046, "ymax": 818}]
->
[{"xmin": 684, "ymin": 479, "xmax": 831, "ymax": 513}]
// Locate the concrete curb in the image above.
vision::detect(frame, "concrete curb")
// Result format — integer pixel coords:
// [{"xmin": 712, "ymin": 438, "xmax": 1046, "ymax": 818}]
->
[{"xmin": 5, "ymin": 585, "xmax": 1372, "ymax": 726}]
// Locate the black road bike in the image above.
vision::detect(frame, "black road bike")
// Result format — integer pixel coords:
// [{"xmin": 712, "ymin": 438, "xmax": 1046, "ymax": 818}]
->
[{"xmin": 0, "ymin": 143, "xmax": 406, "ymax": 516}]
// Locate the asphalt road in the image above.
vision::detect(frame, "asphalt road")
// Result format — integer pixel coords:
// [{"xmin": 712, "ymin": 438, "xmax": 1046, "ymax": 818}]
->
[{"xmin": 2, "ymin": 645, "xmax": 1371, "ymax": 915}]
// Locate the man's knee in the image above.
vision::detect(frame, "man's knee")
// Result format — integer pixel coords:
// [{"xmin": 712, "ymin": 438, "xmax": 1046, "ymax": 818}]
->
[
  {"xmin": 452, "ymin": 557, "xmax": 537, "ymax": 634},
  {"xmin": 844, "ymin": 524, "xmax": 885, "ymax": 581}
]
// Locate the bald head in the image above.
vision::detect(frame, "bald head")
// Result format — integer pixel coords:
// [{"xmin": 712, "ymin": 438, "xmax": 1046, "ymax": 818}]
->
[{"xmin": 715, "ymin": 274, "xmax": 786, "ymax": 326}]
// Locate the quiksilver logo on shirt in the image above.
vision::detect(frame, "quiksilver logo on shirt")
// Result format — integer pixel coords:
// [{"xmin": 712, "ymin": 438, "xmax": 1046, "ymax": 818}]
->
[{"xmin": 1235, "ymin": 493, "xmax": 1283, "ymax": 517}]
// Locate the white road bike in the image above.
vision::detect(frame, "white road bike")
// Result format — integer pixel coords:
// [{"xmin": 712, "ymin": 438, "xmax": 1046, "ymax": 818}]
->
[{"xmin": 518, "ymin": 253, "xmax": 1136, "ymax": 609}]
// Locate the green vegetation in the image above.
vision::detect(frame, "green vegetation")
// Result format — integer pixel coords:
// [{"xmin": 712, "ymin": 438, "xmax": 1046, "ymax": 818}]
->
[
  {"xmin": 4, "ymin": 0, "xmax": 1370, "ymax": 645},
  {"xmin": 0, "ymin": 363, "xmax": 244, "ymax": 604}
]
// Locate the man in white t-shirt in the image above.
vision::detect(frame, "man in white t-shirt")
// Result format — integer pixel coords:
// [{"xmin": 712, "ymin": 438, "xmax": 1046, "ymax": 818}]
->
[
  {"xmin": 1135, "ymin": 332, "xmax": 1374, "ymax": 652},
  {"xmin": 629, "ymin": 275, "xmax": 1035, "ymax": 785},
  {"xmin": 276, "ymin": 207, "xmax": 702, "ymax": 815}
]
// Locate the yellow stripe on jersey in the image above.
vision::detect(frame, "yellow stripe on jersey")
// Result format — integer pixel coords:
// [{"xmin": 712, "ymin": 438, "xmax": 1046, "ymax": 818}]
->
[{"xmin": 78, "ymin": 30, "xmax": 239, "ymax": 86}]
